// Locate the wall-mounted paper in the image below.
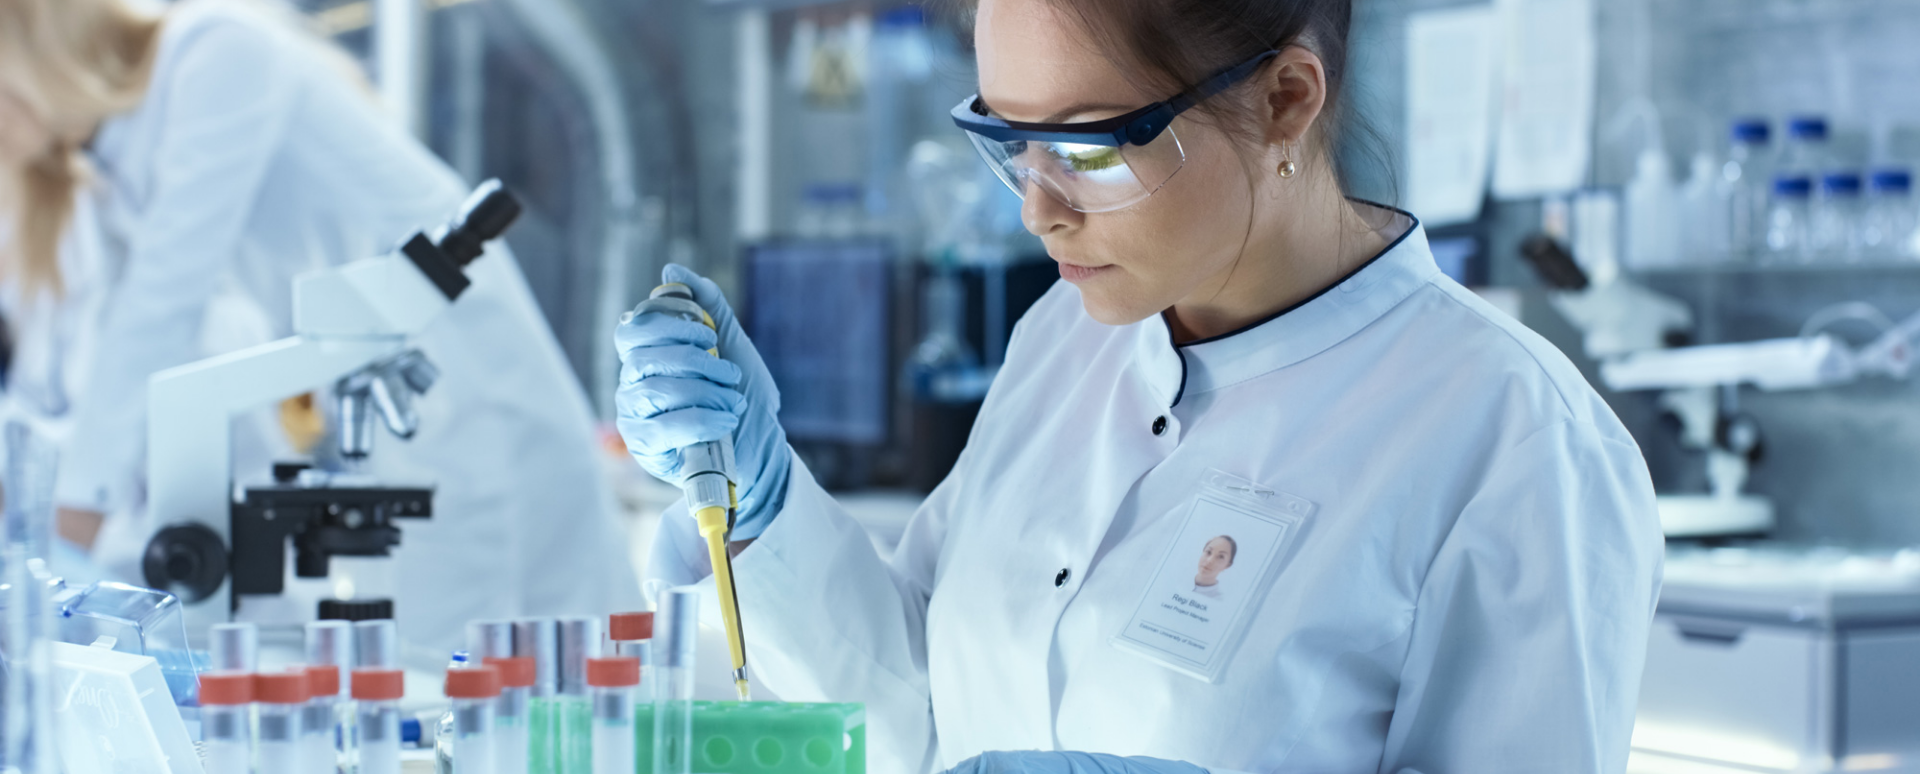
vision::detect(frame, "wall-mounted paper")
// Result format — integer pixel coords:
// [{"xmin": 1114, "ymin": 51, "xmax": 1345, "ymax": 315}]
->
[
  {"xmin": 1491, "ymin": 0, "xmax": 1596, "ymax": 199},
  {"xmin": 1405, "ymin": 5, "xmax": 1498, "ymax": 227}
]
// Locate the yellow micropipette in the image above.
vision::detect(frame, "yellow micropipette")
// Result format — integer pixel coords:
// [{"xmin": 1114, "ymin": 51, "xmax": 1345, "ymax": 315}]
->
[{"xmin": 628, "ymin": 283, "xmax": 752, "ymax": 701}]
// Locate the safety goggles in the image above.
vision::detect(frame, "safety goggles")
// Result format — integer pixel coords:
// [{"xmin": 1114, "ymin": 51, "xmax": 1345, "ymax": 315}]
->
[{"xmin": 951, "ymin": 50, "xmax": 1279, "ymax": 213}]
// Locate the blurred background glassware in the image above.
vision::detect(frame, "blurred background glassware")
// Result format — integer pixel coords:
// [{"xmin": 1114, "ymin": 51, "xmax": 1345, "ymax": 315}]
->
[{"xmin": 2, "ymin": 421, "xmax": 63, "ymax": 774}]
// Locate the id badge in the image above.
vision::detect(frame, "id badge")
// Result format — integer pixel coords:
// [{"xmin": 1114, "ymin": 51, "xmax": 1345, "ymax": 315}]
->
[{"xmin": 1111, "ymin": 469, "xmax": 1314, "ymax": 683}]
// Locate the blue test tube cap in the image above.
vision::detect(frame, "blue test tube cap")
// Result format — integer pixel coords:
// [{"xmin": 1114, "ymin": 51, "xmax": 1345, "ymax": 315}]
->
[
  {"xmin": 1773, "ymin": 175, "xmax": 1814, "ymax": 197},
  {"xmin": 1871, "ymin": 168, "xmax": 1913, "ymax": 193},
  {"xmin": 1788, "ymin": 116, "xmax": 1829, "ymax": 141},
  {"xmin": 1731, "ymin": 118, "xmax": 1770, "ymax": 145},
  {"xmin": 1821, "ymin": 172, "xmax": 1863, "ymax": 196}
]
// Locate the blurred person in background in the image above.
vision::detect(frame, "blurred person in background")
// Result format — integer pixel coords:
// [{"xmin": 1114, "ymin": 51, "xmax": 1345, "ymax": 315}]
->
[{"xmin": 0, "ymin": 0, "xmax": 639, "ymax": 659}]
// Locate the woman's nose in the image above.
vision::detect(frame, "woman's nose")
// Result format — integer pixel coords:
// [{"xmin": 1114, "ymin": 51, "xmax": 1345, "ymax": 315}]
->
[{"xmin": 1020, "ymin": 178, "xmax": 1083, "ymax": 236}]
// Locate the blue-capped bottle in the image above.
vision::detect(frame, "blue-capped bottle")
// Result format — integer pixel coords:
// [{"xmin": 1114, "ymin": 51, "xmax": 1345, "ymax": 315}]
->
[
  {"xmin": 1721, "ymin": 118, "xmax": 1772, "ymax": 257},
  {"xmin": 1812, "ymin": 171, "xmax": 1863, "ymax": 261},
  {"xmin": 1766, "ymin": 174, "xmax": 1814, "ymax": 263},
  {"xmin": 1864, "ymin": 168, "xmax": 1916, "ymax": 261}
]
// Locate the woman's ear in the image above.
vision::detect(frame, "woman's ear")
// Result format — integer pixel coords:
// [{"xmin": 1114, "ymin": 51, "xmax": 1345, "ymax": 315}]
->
[{"xmin": 1261, "ymin": 46, "xmax": 1329, "ymax": 149}]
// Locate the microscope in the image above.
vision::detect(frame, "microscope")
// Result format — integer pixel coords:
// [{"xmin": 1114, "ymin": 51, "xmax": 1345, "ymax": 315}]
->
[{"xmin": 138, "ymin": 180, "xmax": 521, "ymax": 638}]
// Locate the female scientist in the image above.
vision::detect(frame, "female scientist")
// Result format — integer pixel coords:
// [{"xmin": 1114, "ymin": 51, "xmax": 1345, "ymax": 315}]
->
[
  {"xmin": 0, "ymin": 0, "xmax": 639, "ymax": 656},
  {"xmin": 620, "ymin": 0, "xmax": 1663, "ymax": 770}
]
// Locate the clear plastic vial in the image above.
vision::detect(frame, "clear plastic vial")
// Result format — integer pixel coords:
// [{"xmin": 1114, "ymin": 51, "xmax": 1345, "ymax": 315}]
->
[
  {"xmin": 255, "ymin": 670, "xmax": 312, "ymax": 774},
  {"xmin": 1723, "ymin": 118, "xmax": 1772, "ymax": 256},
  {"xmin": 303, "ymin": 665, "xmax": 343, "ymax": 774},
  {"xmin": 1814, "ymin": 171, "xmax": 1864, "ymax": 260},
  {"xmin": 654, "ymin": 589, "xmax": 700, "ymax": 774},
  {"xmin": 437, "ymin": 650, "xmax": 474, "ymax": 769},
  {"xmin": 1865, "ymin": 168, "xmax": 1916, "ymax": 260},
  {"xmin": 607, "ymin": 612, "xmax": 655, "ymax": 699},
  {"xmin": 445, "ymin": 665, "xmax": 503, "ymax": 774},
  {"xmin": 587, "ymin": 658, "xmax": 641, "ymax": 774},
  {"xmin": 1767, "ymin": 175, "xmax": 1814, "ymax": 262},
  {"xmin": 556, "ymin": 617, "xmax": 602, "ymax": 774},
  {"xmin": 354, "ymin": 669, "xmax": 407, "ymax": 774},
  {"xmin": 198, "ymin": 672, "xmax": 254, "ymax": 774},
  {"xmin": 484, "ymin": 656, "xmax": 537, "ymax": 774}
]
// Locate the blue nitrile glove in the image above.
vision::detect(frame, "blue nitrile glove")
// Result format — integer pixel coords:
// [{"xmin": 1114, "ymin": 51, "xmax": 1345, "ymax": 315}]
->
[
  {"xmin": 943, "ymin": 752, "xmax": 1211, "ymax": 774},
  {"xmin": 614, "ymin": 264, "xmax": 791, "ymax": 540}
]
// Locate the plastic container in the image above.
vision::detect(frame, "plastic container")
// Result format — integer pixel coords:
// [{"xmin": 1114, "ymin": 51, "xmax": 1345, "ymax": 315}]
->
[
  {"xmin": 255, "ymin": 670, "xmax": 311, "ymax": 774},
  {"xmin": 514, "ymin": 618, "xmax": 561, "ymax": 774},
  {"xmin": 354, "ymin": 668, "xmax": 407, "ymax": 774},
  {"xmin": 1814, "ymin": 171, "xmax": 1864, "ymax": 260},
  {"xmin": 655, "ymin": 589, "xmax": 699, "ymax": 774},
  {"xmin": 303, "ymin": 665, "xmax": 343, "ymax": 774},
  {"xmin": 1780, "ymin": 116, "xmax": 1830, "ymax": 177},
  {"xmin": 608, "ymin": 611, "xmax": 654, "ymax": 701},
  {"xmin": 556, "ymin": 616, "xmax": 601, "ymax": 774},
  {"xmin": 587, "ymin": 658, "xmax": 641, "ymax": 774},
  {"xmin": 445, "ymin": 665, "xmax": 503, "ymax": 774},
  {"xmin": 437, "ymin": 651, "xmax": 474, "ymax": 770},
  {"xmin": 1723, "ymin": 119, "xmax": 1772, "ymax": 256},
  {"xmin": 629, "ymin": 702, "xmax": 869, "ymax": 774},
  {"xmin": 1865, "ymin": 168, "xmax": 1917, "ymax": 260},
  {"xmin": 210, "ymin": 622, "xmax": 258, "ymax": 672},
  {"xmin": 485, "ymin": 656, "xmax": 537, "ymax": 774},
  {"xmin": 354, "ymin": 618, "xmax": 400, "ymax": 668},
  {"xmin": 199, "ymin": 672, "xmax": 254, "ymax": 774},
  {"xmin": 1767, "ymin": 175, "xmax": 1814, "ymax": 262}
]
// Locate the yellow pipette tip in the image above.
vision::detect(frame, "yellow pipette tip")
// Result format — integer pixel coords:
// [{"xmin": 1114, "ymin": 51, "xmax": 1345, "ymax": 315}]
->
[{"xmin": 735, "ymin": 678, "xmax": 751, "ymax": 701}]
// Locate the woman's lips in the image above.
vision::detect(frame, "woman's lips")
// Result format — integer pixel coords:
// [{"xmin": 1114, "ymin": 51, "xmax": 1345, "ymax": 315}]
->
[{"xmin": 1057, "ymin": 262, "xmax": 1112, "ymax": 282}]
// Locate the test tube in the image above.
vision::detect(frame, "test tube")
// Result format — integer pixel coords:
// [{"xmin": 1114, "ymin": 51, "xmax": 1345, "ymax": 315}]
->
[
  {"xmin": 513, "ymin": 618, "xmax": 560, "ymax": 774},
  {"xmin": 653, "ymin": 589, "xmax": 699, "ymax": 774},
  {"xmin": 210, "ymin": 622, "xmax": 259, "ymax": 672},
  {"xmin": 446, "ymin": 664, "xmax": 503, "ymax": 774},
  {"xmin": 198, "ymin": 672, "xmax": 254, "ymax": 774},
  {"xmin": 354, "ymin": 619, "xmax": 400, "ymax": 668},
  {"xmin": 306, "ymin": 620, "xmax": 354, "ymax": 689},
  {"xmin": 556, "ymin": 616, "xmax": 601, "ymax": 774},
  {"xmin": 469, "ymin": 619, "xmax": 516, "ymax": 659},
  {"xmin": 302, "ymin": 665, "xmax": 342, "ymax": 774},
  {"xmin": 255, "ymin": 670, "xmax": 311, "ymax": 773},
  {"xmin": 484, "ymin": 656, "xmax": 536, "ymax": 774},
  {"xmin": 353, "ymin": 669, "xmax": 406, "ymax": 774},
  {"xmin": 587, "ymin": 657, "xmax": 641, "ymax": 774}
]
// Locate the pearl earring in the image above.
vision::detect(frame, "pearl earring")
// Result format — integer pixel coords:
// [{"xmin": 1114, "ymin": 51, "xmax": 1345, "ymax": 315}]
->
[{"xmin": 1278, "ymin": 159, "xmax": 1297, "ymax": 178}]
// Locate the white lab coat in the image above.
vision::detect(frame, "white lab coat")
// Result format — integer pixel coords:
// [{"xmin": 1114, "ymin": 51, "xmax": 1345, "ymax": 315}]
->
[
  {"xmin": 0, "ymin": 0, "xmax": 640, "ymax": 660},
  {"xmin": 652, "ymin": 213, "xmax": 1665, "ymax": 774}
]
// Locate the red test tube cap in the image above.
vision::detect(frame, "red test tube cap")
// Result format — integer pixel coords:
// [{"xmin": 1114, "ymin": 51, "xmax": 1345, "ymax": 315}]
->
[
  {"xmin": 305, "ymin": 665, "xmax": 341, "ymax": 696},
  {"xmin": 445, "ymin": 666, "xmax": 502, "ymax": 699},
  {"xmin": 586, "ymin": 657, "xmax": 640, "ymax": 688},
  {"xmin": 352, "ymin": 669, "xmax": 405, "ymax": 701},
  {"xmin": 198, "ymin": 672, "xmax": 254, "ymax": 706},
  {"xmin": 254, "ymin": 671, "xmax": 310, "ymax": 705},
  {"xmin": 483, "ymin": 657, "xmax": 537, "ymax": 689},
  {"xmin": 608, "ymin": 612, "xmax": 653, "ymax": 641}
]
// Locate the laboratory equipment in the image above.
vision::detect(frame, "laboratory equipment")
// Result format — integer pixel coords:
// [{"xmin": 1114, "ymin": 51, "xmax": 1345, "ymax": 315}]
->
[
  {"xmin": 1812, "ymin": 171, "xmax": 1863, "ymax": 259},
  {"xmin": 654, "ymin": 589, "xmax": 698, "ymax": 774},
  {"xmin": 354, "ymin": 668, "xmax": 406, "ymax": 774},
  {"xmin": 607, "ymin": 612, "xmax": 652, "ymax": 660},
  {"xmin": 436, "ymin": 650, "xmax": 474, "ymax": 769},
  {"xmin": 630, "ymin": 702, "xmax": 868, "ymax": 774},
  {"xmin": 1767, "ymin": 175, "xmax": 1813, "ymax": 261},
  {"xmin": 302, "ymin": 665, "xmax": 341, "ymax": 774},
  {"xmin": 209, "ymin": 622, "xmax": 257, "ymax": 673},
  {"xmin": 52, "ymin": 580, "xmax": 198, "ymax": 705},
  {"xmin": 3, "ymin": 419, "xmax": 62, "ymax": 774},
  {"xmin": 1624, "ymin": 147, "xmax": 1680, "ymax": 268},
  {"xmin": 625, "ymin": 284, "xmax": 753, "ymax": 701},
  {"xmin": 355, "ymin": 618, "xmax": 400, "ymax": 669},
  {"xmin": 586, "ymin": 657, "xmax": 639, "ymax": 774},
  {"xmin": 555, "ymin": 617, "xmax": 599, "ymax": 774},
  {"xmin": 1863, "ymin": 168, "xmax": 1916, "ymax": 260},
  {"xmin": 444, "ymin": 664, "xmax": 501, "ymax": 774},
  {"xmin": 484, "ymin": 656, "xmax": 535, "ymax": 774},
  {"xmin": 1778, "ymin": 116, "xmax": 1831, "ymax": 177},
  {"xmin": 1633, "ymin": 547, "xmax": 1920, "ymax": 773},
  {"xmin": 138, "ymin": 180, "xmax": 521, "ymax": 638},
  {"xmin": 513, "ymin": 618, "xmax": 560, "ymax": 774},
  {"xmin": 1722, "ymin": 118, "xmax": 1773, "ymax": 256},
  {"xmin": 255, "ymin": 670, "xmax": 311, "ymax": 773},
  {"xmin": 198, "ymin": 672, "xmax": 253, "ymax": 774},
  {"xmin": 306, "ymin": 619, "xmax": 353, "ymax": 690},
  {"xmin": 48, "ymin": 639, "xmax": 199, "ymax": 774},
  {"xmin": 469, "ymin": 620, "xmax": 515, "ymax": 659}
]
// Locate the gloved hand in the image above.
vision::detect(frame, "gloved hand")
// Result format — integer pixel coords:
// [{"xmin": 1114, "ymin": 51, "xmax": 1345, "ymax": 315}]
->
[
  {"xmin": 614, "ymin": 264, "xmax": 791, "ymax": 540},
  {"xmin": 943, "ymin": 752, "xmax": 1210, "ymax": 774}
]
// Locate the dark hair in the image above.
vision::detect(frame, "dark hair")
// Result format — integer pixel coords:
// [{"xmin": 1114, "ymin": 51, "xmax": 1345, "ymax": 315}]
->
[
  {"xmin": 1209, "ymin": 535, "xmax": 1238, "ymax": 565},
  {"xmin": 962, "ymin": 0, "xmax": 1391, "ymax": 197}
]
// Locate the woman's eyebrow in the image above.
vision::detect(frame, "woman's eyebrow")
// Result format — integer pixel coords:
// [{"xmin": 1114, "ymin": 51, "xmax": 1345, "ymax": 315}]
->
[{"xmin": 978, "ymin": 94, "xmax": 1137, "ymax": 124}]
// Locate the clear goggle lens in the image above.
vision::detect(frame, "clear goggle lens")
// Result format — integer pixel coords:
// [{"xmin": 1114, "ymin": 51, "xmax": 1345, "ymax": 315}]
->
[{"xmin": 964, "ymin": 127, "xmax": 1186, "ymax": 214}]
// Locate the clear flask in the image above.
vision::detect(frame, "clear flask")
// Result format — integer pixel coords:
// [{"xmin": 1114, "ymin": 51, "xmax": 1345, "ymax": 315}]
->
[{"xmin": 1767, "ymin": 175, "xmax": 1814, "ymax": 262}]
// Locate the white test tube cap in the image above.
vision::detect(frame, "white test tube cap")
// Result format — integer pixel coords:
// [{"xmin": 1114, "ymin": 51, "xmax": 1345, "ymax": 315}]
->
[
  {"xmin": 512, "ymin": 618, "xmax": 559, "ymax": 697},
  {"xmin": 209, "ymin": 622, "xmax": 257, "ymax": 672},
  {"xmin": 467, "ymin": 620, "xmax": 515, "ymax": 660},
  {"xmin": 353, "ymin": 619, "xmax": 399, "ymax": 669},
  {"xmin": 657, "ymin": 589, "xmax": 699, "ymax": 669},
  {"xmin": 555, "ymin": 616, "xmax": 601, "ymax": 697}
]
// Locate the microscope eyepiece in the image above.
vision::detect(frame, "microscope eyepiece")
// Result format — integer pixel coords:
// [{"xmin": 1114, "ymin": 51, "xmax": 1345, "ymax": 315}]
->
[{"xmin": 439, "ymin": 179, "xmax": 522, "ymax": 268}]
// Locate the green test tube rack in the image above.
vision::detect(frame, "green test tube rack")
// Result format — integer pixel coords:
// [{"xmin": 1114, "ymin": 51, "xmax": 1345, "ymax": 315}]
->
[{"xmin": 530, "ymin": 700, "xmax": 865, "ymax": 774}]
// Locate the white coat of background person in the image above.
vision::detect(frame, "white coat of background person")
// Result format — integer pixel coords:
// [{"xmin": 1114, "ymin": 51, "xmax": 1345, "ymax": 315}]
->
[
  {"xmin": 620, "ymin": 0, "xmax": 1666, "ymax": 771},
  {"xmin": 0, "ymin": 0, "xmax": 640, "ymax": 661}
]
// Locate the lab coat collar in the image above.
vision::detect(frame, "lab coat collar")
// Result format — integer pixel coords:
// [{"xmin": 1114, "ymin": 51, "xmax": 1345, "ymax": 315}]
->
[{"xmin": 1132, "ymin": 206, "xmax": 1434, "ymax": 407}]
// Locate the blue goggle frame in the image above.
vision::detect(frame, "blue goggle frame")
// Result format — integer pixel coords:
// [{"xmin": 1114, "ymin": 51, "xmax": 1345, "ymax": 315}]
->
[{"xmin": 951, "ymin": 50, "xmax": 1280, "ymax": 147}]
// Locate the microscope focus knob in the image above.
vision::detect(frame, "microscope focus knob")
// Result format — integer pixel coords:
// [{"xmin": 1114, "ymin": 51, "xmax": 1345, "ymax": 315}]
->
[
  {"xmin": 142, "ymin": 523, "xmax": 229, "ymax": 603},
  {"xmin": 1717, "ymin": 413, "xmax": 1766, "ymax": 464}
]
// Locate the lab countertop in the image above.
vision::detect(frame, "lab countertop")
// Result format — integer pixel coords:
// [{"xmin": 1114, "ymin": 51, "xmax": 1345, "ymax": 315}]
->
[{"xmin": 1659, "ymin": 544, "xmax": 1920, "ymax": 626}]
